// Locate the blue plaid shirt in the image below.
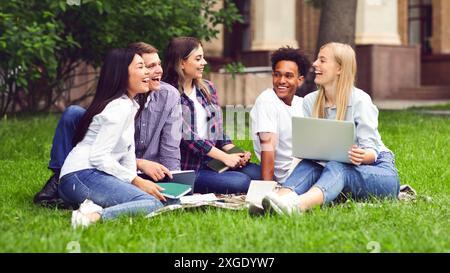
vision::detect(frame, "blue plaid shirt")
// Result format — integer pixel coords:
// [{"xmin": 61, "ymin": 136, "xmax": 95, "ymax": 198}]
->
[{"xmin": 180, "ymin": 80, "xmax": 232, "ymax": 171}]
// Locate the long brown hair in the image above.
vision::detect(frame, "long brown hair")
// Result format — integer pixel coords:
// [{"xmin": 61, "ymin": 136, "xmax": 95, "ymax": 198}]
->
[
  {"xmin": 162, "ymin": 37, "xmax": 211, "ymax": 102},
  {"xmin": 313, "ymin": 42, "xmax": 356, "ymax": 120}
]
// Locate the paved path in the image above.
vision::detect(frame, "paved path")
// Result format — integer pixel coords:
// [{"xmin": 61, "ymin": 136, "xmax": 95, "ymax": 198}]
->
[
  {"xmin": 373, "ymin": 100, "xmax": 450, "ymax": 116},
  {"xmin": 373, "ymin": 100, "xmax": 450, "ymax": 110},
  {"xmin": 419, "ymin": 110, "xmax": 450, "ymax": 116}
]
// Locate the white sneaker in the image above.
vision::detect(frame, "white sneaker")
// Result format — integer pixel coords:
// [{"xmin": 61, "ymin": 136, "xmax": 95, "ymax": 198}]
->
[
  {"xmin": 78, "ymin": 199, "xmax": 103, "ymax": 214},
  {"xmin": 71, "ymin": 199, "xmax": 103, "ymax": 228},
  {"xmin": 71, "ymin": 210, "xmax": 91, "ymax": 229},
  {"xmin": 262, "ymin": 191, "xmax": 302, "ymax": 216}
]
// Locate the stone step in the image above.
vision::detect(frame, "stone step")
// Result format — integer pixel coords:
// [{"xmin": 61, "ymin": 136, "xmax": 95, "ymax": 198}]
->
[{"xmin": 390, "ymin": 86, "xmax": 450, "ymax": 100}]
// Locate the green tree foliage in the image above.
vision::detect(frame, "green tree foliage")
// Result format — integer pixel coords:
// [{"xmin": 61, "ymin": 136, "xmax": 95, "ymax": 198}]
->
[
  {"xmin": 0, "ymin": 1, "xmax": 76, "ymax": 115},
  {"xmin": 223, "ymin": 62, "xmax": 245, "ymax": 79},
  {"xmin": 0, "ymin": 0, "xmax": 242, "ymax": 116}
]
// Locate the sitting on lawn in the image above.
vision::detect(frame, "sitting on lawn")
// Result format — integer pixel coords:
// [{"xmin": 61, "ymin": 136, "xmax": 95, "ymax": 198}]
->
[
  {"xmin": 250, "ymin": 47, "xmax": 310, "ymax": 183},
  {"xmin": 262, "ymin": 42, "xmax": 401, "ymax": 215},
  {"xmin": 58, "ymin": 48, "xmax": 182, "ymax": 228},
  {"xmin": 33, "ymin": 42, "xmax": 182, "ymax": 208},
  {"xmin": 162, "ymin": 37, "xmax": 261, "ymax": 194}
]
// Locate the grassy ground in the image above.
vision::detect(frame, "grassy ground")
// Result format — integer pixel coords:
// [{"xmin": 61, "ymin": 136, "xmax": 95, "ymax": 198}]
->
[{"xmin": 0, "ymin": 109, "xmax": 449, "ymax": 253}]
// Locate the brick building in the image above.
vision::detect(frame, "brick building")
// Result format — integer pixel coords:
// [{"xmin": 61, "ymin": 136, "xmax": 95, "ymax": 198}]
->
[{"xmin": 203, "ymin": 0, "xmax": 450, "ymax": 104}]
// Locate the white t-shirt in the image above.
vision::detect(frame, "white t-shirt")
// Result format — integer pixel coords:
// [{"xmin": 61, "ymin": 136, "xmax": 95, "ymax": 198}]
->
[
  {"xmin": 188, "ymin": 86, "xmax": 208, "ymax": 139},
  {"xmin": 250, "ymin": 88, "xmax": 304, "ymax": 183}
]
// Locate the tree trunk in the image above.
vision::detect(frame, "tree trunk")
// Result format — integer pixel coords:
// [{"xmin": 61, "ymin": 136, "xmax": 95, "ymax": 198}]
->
[
  {"xmin": 298, "ymin": 0, "xmax": 358, "ymax": 97},
  {"xmin": 316, "ymin": 0, "xmax": 358, "ymax": 51}
]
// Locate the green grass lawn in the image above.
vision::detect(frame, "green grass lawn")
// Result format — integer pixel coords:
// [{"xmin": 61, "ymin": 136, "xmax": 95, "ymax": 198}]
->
[{"xmin": 0, "ymin": 110, "xmax": 449, "ymax": 253}]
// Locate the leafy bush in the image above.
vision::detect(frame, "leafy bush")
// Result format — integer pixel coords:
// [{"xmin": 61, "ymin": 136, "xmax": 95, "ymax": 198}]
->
[
  {"xmin": 223, "ymin": 61, "xmax": 245, "ymax": 79},
  {"xmin": 0, "ymin": 0, "xmax": 242, "ymax": 116}
]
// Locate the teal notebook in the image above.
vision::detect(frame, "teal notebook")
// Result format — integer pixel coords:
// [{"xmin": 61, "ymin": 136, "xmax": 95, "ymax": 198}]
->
[
  {"xmin": 158, "ymin": 183, "xmax": 192, "ymax": 199},
  {"xmin": 206, "ymin": 146, "xmax": 245, "ymax": 173}
]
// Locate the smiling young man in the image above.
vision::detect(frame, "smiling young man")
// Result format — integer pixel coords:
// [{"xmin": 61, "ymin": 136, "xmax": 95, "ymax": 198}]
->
[
  {"xmin": 250, "ymin": 47, "xmax": 310, "ymax": 183},
  {"xmin": 34, "ymin": 42, "xmax": 182, "ymax": 208}
]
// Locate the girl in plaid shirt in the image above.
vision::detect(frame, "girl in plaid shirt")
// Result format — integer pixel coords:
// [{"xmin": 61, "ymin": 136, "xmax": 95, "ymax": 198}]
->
[{"xmin": 162, "ymin": 37, "xmax": 261, "ymax": 194}]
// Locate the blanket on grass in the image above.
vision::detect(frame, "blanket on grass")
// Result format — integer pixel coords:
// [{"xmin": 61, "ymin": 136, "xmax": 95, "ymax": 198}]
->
[{"xmin": 145, "ymin": 184, "xmax": 419, "ymax": 218}]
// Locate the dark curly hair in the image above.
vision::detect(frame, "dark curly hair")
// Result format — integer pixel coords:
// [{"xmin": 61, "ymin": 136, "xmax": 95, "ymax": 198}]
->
[{"xmin": 271, "ymin": 47, "xmax": 310, "ymax": 76}]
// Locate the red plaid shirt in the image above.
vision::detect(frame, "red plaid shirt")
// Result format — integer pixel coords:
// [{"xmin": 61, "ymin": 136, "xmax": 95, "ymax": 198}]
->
[{"xmin": 180, "ymin": 80, "xmax": 232, "ymax": 171}]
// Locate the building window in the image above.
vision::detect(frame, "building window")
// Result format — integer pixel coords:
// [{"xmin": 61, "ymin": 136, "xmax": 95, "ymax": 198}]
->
[
  {"xmin": 408, "ymin": 0, "xmax": 432, "ymax": 54},
  {"xmin": 223, "ymin": 0, "xmax": 251, "ymax": 58}
]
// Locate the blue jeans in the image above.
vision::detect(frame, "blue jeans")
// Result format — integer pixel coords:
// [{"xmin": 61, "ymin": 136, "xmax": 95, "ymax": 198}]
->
[
  {"xmin": 283, "ymin": 152, "xmax": 400, "ymax": 204},
  {"xmin": 58, "ymin": 169, "xmax": 172, "ymax": 220},
  {"xmin": 194, "ymin": 162, "xmax": 261, "ymax": 194},
  {"xmin": 48, "ymin": 105, "xmax": 86, "ymax": 172}
]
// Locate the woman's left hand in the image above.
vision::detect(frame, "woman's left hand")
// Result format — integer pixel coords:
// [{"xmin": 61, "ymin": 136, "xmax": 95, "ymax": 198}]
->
[{"xmin": 348, "ymin": 145, "xmax": 366, "ymax": 166}]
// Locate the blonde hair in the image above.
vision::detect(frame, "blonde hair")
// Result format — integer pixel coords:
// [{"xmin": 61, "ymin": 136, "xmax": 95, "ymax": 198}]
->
[{"xmin": 313, "ymin": 42, "xmax": 356, "ymax": 120}]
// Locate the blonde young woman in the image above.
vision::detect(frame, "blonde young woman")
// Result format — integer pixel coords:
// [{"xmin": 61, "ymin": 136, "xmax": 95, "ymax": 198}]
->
[{"xmin": 262, "ymin": 42, "xmax": 400, "ymax": 215}]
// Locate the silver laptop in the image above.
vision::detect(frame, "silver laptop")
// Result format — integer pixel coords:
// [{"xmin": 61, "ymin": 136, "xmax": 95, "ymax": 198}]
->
[{"xmin": 292, "ymin": 117, "xmax": 355, "ymax": 163}]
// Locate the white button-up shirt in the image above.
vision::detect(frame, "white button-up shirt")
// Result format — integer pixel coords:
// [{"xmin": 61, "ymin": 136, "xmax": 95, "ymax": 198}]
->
[{"xmin": 60, "ymin": 95, "xmax": 139, "ymax": 183}]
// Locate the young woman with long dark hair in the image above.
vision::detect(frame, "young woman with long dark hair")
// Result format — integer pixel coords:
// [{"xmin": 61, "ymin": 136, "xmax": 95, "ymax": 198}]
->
[{"xmin": 58, "ymin": 48, "xmax": 168, "ymax": 228}]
